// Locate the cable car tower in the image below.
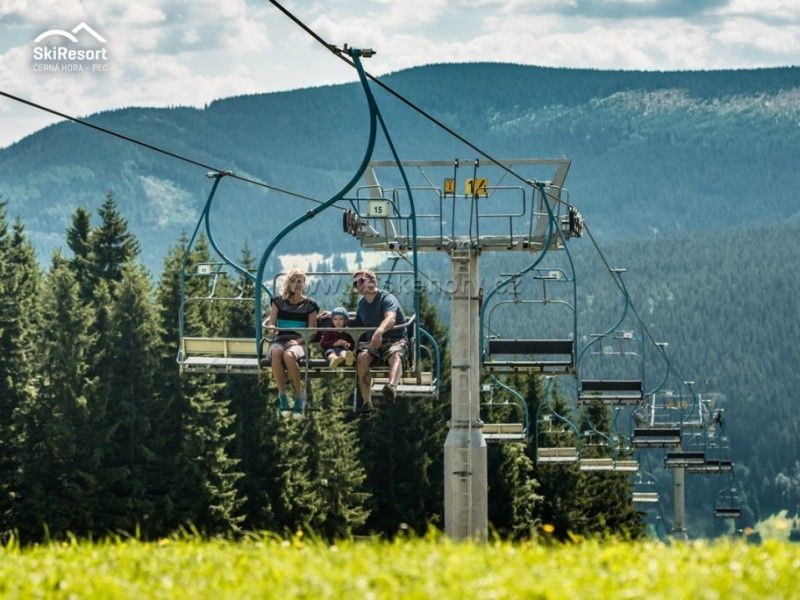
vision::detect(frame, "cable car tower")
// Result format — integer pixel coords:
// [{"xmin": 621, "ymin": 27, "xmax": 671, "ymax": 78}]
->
[{"xmin": 344, "ymin": 157, "xmax": 582, "ymax": 540}]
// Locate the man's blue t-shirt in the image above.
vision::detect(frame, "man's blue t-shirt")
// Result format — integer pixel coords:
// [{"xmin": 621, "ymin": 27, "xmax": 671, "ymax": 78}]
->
[{"xmin": 356, "ymin": 290, "xmax": 407, "ymax": 341}]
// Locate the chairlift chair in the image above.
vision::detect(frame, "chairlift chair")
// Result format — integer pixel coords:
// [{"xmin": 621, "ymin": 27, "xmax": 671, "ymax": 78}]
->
[
  {"xmin": 536, "ymin": 414, "xmax": 579, "ymax": 465},
  {"xmin": 632, "ymin": 472, "xmax": 660, "ymax": 504},
  {"xmin": 714, "ymin": 487, "xmax": 742, "ymax": 519},
  {"xmin": 482, "ymin": 269, "xmax": 577, "ymax": 375},
  {"xmin": 480, "ymin": 379, "xmax": 529, "ymax": 444}
]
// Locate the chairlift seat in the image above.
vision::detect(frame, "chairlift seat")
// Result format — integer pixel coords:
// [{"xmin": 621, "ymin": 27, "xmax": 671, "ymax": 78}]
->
[
  {"xmin": 579, "ymin": 457, "xmax": 615, "ymax": 471},
  {"xmin": 483, "ymin": 422, "xmax": 526, "ymax": 443},
  {"xmin": 179, "ymin": 337, "xmax": 262, "ymax": 374},
  {"xmin": 632, "ymin": 427, "xmax": 682, "ymax": 447},
  {"xmin": 537, "ymin": 446, "xmax": 578, "ymax": 464},
  {"xmin": 633, "ymin": 492, "xmax": 659, "ymax": 504},
  {"xmin": 686, "ymin": 459, "xmax": 733, "ymax": 474},
  {"xmin": 484, "ymin": 339, "xmax": 574, "ymax": 373},
  {"xmin": 369, "ymin": 377, "xmax": 437, "ymax": 399},
  {"xmin": 579, "ymin": 379, "xmax": 644, "ymax": 405},
  {"xmin": 180, "ymin": 336, "xmax": 435, "ymax": 386},
  {"xmin": 714, "ymin": 507, "xmax": 742, "ymax": 519},
  {"xmin": 665, "ymin": 451, "xmax": 706, "ymax": 468},
  {"xmin": 614, "ymin": 459, "xmax": 640, "ymax": 472}
]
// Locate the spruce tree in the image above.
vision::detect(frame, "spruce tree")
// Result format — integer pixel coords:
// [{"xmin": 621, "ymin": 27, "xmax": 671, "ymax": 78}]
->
[
  {"xmin": 0, "ymin": 211, "xmax": 42, "ymax": 536},
  {"xmin": 157, "ymin": 238, "xmax": 245, "ymax": 534},
  {"xmin": 528, "ymin": 378, "xmax": 583, "ymax": 539},
  {"xmin": 17, "ymin": 256, "xmax": 99, "ymax": 540},
  {"xmin": 574, "ymin": 404, "xmax": 645, "ymax": 538},
  {"xmin": 90, "ymin": 192, "xmax": 139, "ymax": 290},
  {"xmin": 66, "ymin": 206, "xmax": 94, "ymax": 304},
  {"xmin": 225, "ymin": 245, "xmax": 280, "ymax": 530},
  {"xmin": 305, "ymin": 387, "xmax": 369, "ymax": 538},
  {"xmin": 487, "ymin": 442, "xmax": 541, "ymax": 539},
  {"xmin": 93, "ymin": 265, "xmax": 164, "ymax": 535}
]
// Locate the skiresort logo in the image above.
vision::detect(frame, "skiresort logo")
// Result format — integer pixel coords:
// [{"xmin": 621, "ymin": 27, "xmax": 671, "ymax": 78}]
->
[{"xmin": 32, "ymin": 23, "xmax": 110, "ymax": 73}]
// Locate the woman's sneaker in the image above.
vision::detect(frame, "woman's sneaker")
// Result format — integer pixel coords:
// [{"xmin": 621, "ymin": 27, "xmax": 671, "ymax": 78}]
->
[
  {"xmin": 293, "ymin": 394, "xmax": 306, "ymax": 418},
  {"xmin": 328, "ymin": 354, "xmax": 345, "ymax": 368},
  {"xmin": 278, "ymin": 393, "xmax": 292, "ymax": 419},
  {"xmin": 344, "ymin": 350, "xmax": 355, "ymax": 367}
]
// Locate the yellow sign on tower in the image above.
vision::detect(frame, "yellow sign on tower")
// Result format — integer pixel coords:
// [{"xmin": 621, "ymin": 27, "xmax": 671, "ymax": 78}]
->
[{"xmin": 465, "ymin": 178, "xmax": 489, "ymax": 197}]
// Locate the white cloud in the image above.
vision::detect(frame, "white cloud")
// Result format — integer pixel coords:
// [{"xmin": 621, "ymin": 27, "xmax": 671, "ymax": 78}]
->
[
  {"xmin": 1, "ymin": 0, "xmax": 799, "ymax": 148},
  {"xmin": 714, "ymin": 0, "xmax": 800, "ymax": 23}
]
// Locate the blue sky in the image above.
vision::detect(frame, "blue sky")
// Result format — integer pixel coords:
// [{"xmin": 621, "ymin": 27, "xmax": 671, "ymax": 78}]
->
[{"xmin": 0, "ymin": 0, "xmax": 798, "ymax": 147}]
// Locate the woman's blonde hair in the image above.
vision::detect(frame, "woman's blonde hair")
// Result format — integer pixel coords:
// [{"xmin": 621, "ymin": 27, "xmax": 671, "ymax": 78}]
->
[{"xmin": 282, "ymin": 268, "xmax": 306, "ymax": 299}]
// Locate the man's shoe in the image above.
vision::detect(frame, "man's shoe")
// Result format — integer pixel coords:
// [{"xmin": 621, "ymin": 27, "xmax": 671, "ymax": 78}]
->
[
  {"xmin": 344, "ymin": 350, "xmax": 355, "ymax": 367},
  {"xmin": 382, "ymin": 384, "xmax": 397, "ymax": 405}
]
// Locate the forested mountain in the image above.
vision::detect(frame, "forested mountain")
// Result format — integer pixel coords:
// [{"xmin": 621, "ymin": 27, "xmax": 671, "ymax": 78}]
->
[{"xmin": 1, "ymin": 64, "xmax": 799, "ymax": 270}]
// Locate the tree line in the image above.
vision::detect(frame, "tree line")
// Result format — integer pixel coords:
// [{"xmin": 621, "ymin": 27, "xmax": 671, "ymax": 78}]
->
[{"xmin": 0, "ymin": 194, "xmax": 643, "ymax": 542}]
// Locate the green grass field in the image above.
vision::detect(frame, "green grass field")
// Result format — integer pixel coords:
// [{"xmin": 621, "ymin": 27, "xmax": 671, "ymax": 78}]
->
[{"xmin": 1, "ymin": 533, "xmax": 798, "ymax": 599}]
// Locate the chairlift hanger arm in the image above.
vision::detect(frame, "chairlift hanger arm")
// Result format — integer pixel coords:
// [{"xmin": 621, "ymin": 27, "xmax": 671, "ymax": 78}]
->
[{"xmin": 254, "ymin": 49, "xmax": 379, "ymax": 359}]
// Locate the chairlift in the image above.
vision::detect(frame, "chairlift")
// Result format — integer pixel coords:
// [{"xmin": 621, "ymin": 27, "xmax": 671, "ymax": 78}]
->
[
  {"xmin": 576, "ymin": 270, "xmax": 645, "ymax": 407},
  {"xmin": 714, "ymin": 487, "xmax": 742, "ymax": 519},
  {"xmin": 535, "ymin": 415, "xmax": 579, "ymax": 465},
  {"xmin": 632, "ymin": 472, "xmax": 660, "ymax": 505},
  {"xmin": 480, "ymin": 378, "xmax": 529, "ymax": 444},
  {"xmin": 686, "ymin": 429, "xmax": 734, "ymax": 474},
  {"xmin": 482, "ymin": 268, "xmax": 576, "ymax": 374}
]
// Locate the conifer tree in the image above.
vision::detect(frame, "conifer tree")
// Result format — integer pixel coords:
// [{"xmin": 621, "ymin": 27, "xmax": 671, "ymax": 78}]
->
[
  {"xmin": 305, "ymin": 387, "xmax": 369, "ymax": 538},
  {"xmin": 92, "ymin": 265, "xmax": 164, "ymax": 535},
  {"xmin": 574, "ymin": 404, "xmax": 645, "ymax": 538},
  {"xmin": 17, "ymin": 256, "xmax": 99, "ymax": 539},
  {"xmin": 157, "ymin": 237, "xmax": 245, "ymax": 534},
  {"xmin": 90, "ymin": 192, "xmax": 139, "ymax": 290},
  {"xmin": 528, "ymin": 378, "xmax": 583, "ymax": 539},
  {"xmin": 225, "ymin": 245, "xmax": 280, "ymax": 530},
  {"xmin": 66, "ymin": 206, "xmax": 94, "ymax": 304},
  {"xmin": 0, "ymin": 210, "xmax": 42, "ymax": 535},
  {"xmin": 487, "ymin": 442, "xmax": 541, "ymax": 538}
]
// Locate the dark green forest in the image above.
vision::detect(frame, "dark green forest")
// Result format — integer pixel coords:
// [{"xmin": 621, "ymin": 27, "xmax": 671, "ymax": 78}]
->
[{"xmin": 0, "ymin": 197, "xmax": 646, "ymax": 542}]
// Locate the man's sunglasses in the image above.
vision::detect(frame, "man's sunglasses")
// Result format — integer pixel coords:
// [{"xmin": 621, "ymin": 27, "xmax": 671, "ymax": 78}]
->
[{"xmin": 352, "ymin": 277, "xmax": 372, "ymax": 288}]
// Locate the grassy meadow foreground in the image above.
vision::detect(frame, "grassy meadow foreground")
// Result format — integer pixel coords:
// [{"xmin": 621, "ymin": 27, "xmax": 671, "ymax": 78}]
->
[{"xmin": 1, "ymin": 534, "xmax": 798, "ymax": 599}]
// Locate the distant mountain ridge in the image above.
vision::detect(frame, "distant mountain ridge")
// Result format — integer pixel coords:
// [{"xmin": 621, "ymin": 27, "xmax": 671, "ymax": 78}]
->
[{"xmin": 1, "ymin": 63, "xmax": 799, "ymax": 269}]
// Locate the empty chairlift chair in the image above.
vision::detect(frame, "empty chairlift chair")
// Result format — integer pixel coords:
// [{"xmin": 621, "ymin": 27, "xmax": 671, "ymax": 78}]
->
[
  {"xmin": 536, "ymin": 414, "xmax": 579, "ymax": 465},
  {"xmin": 576, "ymin": 270, "xmax": 645, "ymax": 407},
  {"xmin": 480, "ymin": 380, "xmax": 529, "ymax": 444},
  {"xmin": 631, "ymin": 394, "xmax": 683, "ymax": 447},
  {"xmin": 714, "ymin": 487, "xmax": 742, "ymax": 519},
  {"xmin": 482, "ymin": 269, "xmax": 577, "ymax": 375},
  {"xmin": 632, "ymin": 472, "xmax": 660, "ymax": 505}
]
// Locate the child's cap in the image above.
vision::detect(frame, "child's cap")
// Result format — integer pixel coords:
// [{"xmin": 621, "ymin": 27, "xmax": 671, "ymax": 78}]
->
[{"xmin": 331, "ymin": 306, "xmax": 348, "ymax": 318}]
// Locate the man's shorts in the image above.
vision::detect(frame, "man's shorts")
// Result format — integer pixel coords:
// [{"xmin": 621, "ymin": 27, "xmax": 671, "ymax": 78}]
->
[
  {"xmin": 359, "ymin": 338, "xmax": 407, "ymax": 366},
  {"xmin": 268, "ymin": 339, "xmax": 305, "ymax": 361}
]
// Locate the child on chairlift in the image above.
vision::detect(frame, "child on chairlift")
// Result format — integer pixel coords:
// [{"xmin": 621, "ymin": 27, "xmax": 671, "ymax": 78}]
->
[{"xmin": 320, "ymin": 306, "xmax": 355, "ymax": 368}]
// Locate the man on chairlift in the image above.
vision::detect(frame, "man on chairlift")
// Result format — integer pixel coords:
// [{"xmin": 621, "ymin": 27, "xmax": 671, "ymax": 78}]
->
[{"xmin": 352, "ymin": 269, "xmax": 407, "ymax": 410}]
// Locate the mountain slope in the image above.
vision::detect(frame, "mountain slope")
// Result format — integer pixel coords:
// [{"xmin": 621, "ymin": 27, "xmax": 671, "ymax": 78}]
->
[{"xmin": 1, "ymin": 63, "xmax": 799, "ymax": 269}]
